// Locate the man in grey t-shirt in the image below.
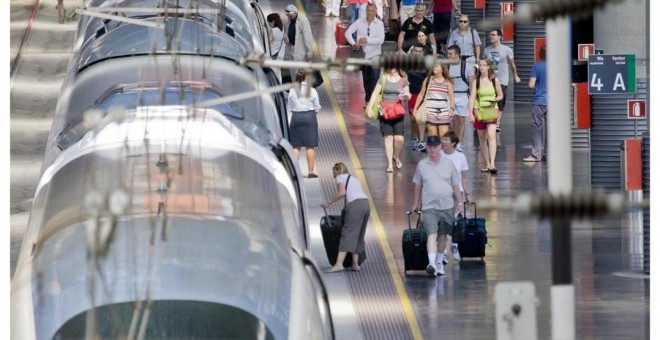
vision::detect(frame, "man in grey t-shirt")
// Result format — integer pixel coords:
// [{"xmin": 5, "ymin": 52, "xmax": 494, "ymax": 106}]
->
[
  {"xmin": 411, "ymin": 136, "xmax": 461, "ymax": 277},
  {"xmin": 483, "ymin": 29, "xmax": 520, "ymax": 132}
]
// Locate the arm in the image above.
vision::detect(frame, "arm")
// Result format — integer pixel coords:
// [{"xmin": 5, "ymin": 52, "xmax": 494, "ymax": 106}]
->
[
  {"xmin": 302, "ymin": 19, "xmax": 314, "ymax": 60},
  {"xmin": 366, "ymin": 82, "xmax": 383, "ymax": 116},
  {"xmin": 461, "ymin": 170, "xmax": 469, "ymax": 202},
  {"xmin": 313, "ymin": 90, "xmax": 322, "ymax": 112},
  {"xmin": 411, "ymin": 183, "xmax": 422, "ymax": 212},
  {"xmin": 321, "ymin": 182, "xmax": 347, "ymax": 208},
  {"xmin": 468, "ymin": 78, "xmax": 477, "ymax": 122},
  {"xmin": 452, "ymin": 184, "xmax": 462, "ymax": 213},
  {"xmin": 509, "ymin": 58, "xmax": 521, "ymax": 83},
  {"xmin": 494, "ymin": 78, "xmax": 503, "ymax": 101},
  {"xmin": 451, "ymin": 0, "xmax": 460, "ymax": 14},
  {"xmin": 447, "ymin": 82, "xmax": 455, "ymax": 116},
  {"xmin": 429, "ymin": 32, "xmax": 437, "ymax": 50},
  {"xmin": 414, "ymin": 78, "xmax": 428, "ymax": 110},
  {"xmin": 529, "ymin": 77, "xmax": 537, "ymax": 89},
  {"xmin": 397, "ymin": 31, "xmax": 405, "ymax": 52},
  {"xmin": 345, "ymin": 22, "xmax": 358, "ymax": 47}
]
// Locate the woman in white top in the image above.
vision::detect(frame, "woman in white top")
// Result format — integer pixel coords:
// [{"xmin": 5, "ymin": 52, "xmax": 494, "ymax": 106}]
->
[
  {"xmin": 288, "ymin": 70, "xmax": 322, "ymax": 178},
  {"xmin": 321, "ymin": 162, "xmax": 371, "ymax": 272},
  {"xmin": 267, "ymin": 13, "xmax": 286, "ymax": 60}
]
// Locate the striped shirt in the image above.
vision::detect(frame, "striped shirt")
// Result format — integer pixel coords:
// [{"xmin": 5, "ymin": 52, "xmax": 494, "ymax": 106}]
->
[{"xmin": 425, "ymin": 78, "xmax": 451, "ymax": 124}]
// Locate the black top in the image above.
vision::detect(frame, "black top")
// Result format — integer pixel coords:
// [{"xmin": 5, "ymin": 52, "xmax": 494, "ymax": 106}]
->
[
  {"xmin": 287, "ymin": 18, "xmax": 297, "ymax": 46},
  {"xmin": 401, "ymin": 17, "xmax": 433, "ymax": 51}
]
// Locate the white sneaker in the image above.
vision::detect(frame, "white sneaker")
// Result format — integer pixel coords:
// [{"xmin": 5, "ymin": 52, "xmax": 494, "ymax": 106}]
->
[
  {"xmin": 436, "ymin": 263, "xmax": 445, "ymax": 276},
  {"xmin": 442, "ymin": 252, "xmax": 449, "ymax": 265},
  {"xmin": 451, "ymin": 244, "xmax": 460, "ymax": 260}
]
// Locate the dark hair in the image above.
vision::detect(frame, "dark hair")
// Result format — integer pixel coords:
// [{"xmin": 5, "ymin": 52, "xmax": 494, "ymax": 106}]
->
[
  {"xmin": 447, "ymin": 44, "xmax": 461, "ymax": 55},
  {"xmin": 539, "ymin": 45, "xmax": 546, "ymax": 61},
  {"xmin": 295, "ymin": 70, "xmax": 306, "ymax": 83},
  {"xmin": 267, "ymin": 13, "xmax": 283, "ymax": 30},
  {"xmin": 492, "ymin": 29, "xmax": 503, "ymax": 37},
  {"xmin": 443, "ymin": 130, "xmax": 459, "ymax": 147},
  {"xmin": 414, "ymin": 42, "xmax": 425, "ymax": 49}
]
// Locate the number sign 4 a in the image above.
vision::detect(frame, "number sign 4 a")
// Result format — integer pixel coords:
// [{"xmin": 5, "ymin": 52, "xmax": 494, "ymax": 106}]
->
[{"xmin": 588, "ymin": 54, "xmax": 636, "ymax": 95}]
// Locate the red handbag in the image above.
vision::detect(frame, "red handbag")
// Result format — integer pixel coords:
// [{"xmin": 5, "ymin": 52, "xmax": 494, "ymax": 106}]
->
[{"xmin": 381, "ymin": 100, "xmax": 405, "ymax": 120}]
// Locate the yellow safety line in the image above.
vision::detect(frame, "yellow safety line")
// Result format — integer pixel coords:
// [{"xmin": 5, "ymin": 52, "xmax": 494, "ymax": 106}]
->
[{"xmin": 295, "ymin": 2, "xmax": 423, "ymax": 339}]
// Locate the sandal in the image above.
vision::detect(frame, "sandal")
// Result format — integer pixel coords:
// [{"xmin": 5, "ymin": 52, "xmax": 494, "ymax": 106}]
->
[
  {"xmin": 489, "ymin": 167, "xmax": 498, "ymax": 174},
  {"xmin": 393, "ymin": 158, "xmax": 403, "ymax": 169},
  {"xmin": 386, "ymin": 168, "xmax": 394, "ymax": 173},
  {"xmin": 480, "ymin": 168, "xmax": 490, "ymax": 172}
]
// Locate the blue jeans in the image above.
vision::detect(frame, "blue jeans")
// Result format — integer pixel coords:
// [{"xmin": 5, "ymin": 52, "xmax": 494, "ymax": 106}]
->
[{"xmin": 349, "ymin": 3, "xmax": 366, "ymax": 23}]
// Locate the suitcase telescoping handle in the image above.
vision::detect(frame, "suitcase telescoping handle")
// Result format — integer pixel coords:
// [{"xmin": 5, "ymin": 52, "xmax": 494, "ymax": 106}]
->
[
  {"xmin": 463, "ymin": 201, "xmax": 477, "ymax": 220},
  {"xmin": 405, "ymin": 210, "xmax": 422, "ymax": 230}
]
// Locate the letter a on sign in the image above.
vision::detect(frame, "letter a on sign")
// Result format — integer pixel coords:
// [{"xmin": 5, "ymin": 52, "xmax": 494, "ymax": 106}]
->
[{"xmin": 613, "ymin": 73, "xmax": 626, "ymax": 91}]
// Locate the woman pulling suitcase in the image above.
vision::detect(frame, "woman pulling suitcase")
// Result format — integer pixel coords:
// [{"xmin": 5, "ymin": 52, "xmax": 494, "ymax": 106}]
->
[{"xmin": 321, "ymin": 162, "xmax": 371, "ymax": 272}]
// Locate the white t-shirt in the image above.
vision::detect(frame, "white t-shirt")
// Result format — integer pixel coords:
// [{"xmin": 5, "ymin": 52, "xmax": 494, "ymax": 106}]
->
[
  {"xmin": 441, "ymin": 150, "xmax": 469, "ymax": 192},
  {"xmin": 335, "ymin": 174, "xmax": 368, "ymax": 203}
]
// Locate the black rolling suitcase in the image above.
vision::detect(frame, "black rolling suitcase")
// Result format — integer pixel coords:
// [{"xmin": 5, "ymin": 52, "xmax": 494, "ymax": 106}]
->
[
  {"xmin": 320, "ymin": 208, "xmax": 367, "ymax": 268},
  {"xmin": 457, "ymin": 202, "xmax": 488, "ymax": 261},
  {"xmin": 402, "ymin": 211, "xmax": 429, "ymax": 274}
]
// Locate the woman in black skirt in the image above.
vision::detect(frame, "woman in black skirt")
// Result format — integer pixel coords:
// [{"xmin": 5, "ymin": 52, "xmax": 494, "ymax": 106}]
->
[{"xmin": 288, "ymin": 70, "xmax": 322, "ymax": 178}]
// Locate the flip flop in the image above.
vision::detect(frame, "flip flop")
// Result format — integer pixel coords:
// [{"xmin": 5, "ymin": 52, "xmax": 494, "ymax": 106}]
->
[
  {"xmin": 386, "ymin": 168, "xmax": 393, "ymax": 173},
  {"xmin": 325, "ymin": 267, "xmax": 345, "ymax": 273},
  {"xmin": 393, "ymin": 158, "xmax": 402, "ymax": 169},
  {"xmin": 480, "ymin": 168, "xmax": 490, "ymax": 172}
]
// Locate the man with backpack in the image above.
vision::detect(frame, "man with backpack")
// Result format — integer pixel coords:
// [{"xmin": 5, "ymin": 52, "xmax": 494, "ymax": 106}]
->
[{"xmin": 447, "ymin": 44, "xmax": 473, "ymax": 152}]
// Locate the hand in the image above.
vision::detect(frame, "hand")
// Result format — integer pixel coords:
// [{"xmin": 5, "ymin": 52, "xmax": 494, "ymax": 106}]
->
[
  {"xmin": 469, "ymin": 113, "xmax": 475, "ymax": 123},
  {"xmin": 358, "ymin": 37, "xmax": 367, "ymax": 45},
  {"xmin": 514, "ymin": 75, "xmax": 521, "ymax": 83},
  {"xmin": 321, "ymin": 202, "xmax": 329, "ymax": 208}
]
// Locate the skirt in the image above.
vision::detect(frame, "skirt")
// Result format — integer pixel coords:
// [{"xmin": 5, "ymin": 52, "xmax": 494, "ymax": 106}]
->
[{"xmin": 289, "ymin": 110, "xmax": 319, "ymax": 147}]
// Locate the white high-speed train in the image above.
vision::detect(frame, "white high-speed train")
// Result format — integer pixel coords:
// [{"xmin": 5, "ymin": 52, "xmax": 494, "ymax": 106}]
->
[{"xmin": 11, "ymin": 1, "xmax": 334, "ymax": 339}]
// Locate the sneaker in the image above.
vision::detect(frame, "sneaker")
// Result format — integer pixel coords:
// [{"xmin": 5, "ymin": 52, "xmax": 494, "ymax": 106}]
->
[
  {"xmin": 415, "ymin": 141, "xmax": 427, "ymax": 152},
  {"xmin": 523, "ymin": 156, "xmax": 541, "ymax": 162},
  {"xmin": 456, "ymin": 143, "xmax": 463, "ymax": 152},
  {"xmin": 410, "ymin": 138, "xmax": 419, "ymax": 150},
  {"xmin": 496, "ymin": 125, "xmax": 501, "ymax": 133},
  {"xmin": 442, "ymin": 252, "xmax": 449, "ymax": 265},
  {"xmin": 451, "ymin": 244, "xmax": 460, "ymax": 260},
  {"xmin": 436, "ymin": 263, "xmax": 445, "ymax": 276},
  {"xmin": 426, "ymin": 264, "xmax": 437, "ymax": 277}
]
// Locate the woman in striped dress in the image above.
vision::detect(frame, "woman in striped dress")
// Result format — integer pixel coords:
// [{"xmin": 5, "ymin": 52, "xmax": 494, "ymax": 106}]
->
[{"xmin": 414, "ymin": 62, "xmax": 455, "ymax": 138}]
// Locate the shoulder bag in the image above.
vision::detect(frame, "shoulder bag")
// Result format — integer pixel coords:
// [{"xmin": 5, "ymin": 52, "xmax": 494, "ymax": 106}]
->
[
  {"xmin": 370, "ymin": 77, "xmax": 386, "ymax": 119},
  {"xmin": 414, "ymin": 77, "xmax": 431, "ymax": 125},
  {"xmin": 381, "ymin": 78, "xmax": 406, "ymax": 120}
]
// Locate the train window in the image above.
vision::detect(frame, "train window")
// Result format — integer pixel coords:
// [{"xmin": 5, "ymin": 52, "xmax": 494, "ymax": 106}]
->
[{"xmin": 97, "ymin": 88, "xmax": 243, "ymax": 119}]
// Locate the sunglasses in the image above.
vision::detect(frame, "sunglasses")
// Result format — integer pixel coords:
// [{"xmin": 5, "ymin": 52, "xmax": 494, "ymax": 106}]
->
[{"xmin": 459, "ymin": 20, "xmax": 468, "ymax": 23}]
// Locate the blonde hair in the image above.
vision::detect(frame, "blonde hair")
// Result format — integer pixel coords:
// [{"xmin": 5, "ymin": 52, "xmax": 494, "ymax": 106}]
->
[{"xmin": 332, "ymin": 162, "xmax": 349, "ymax": 175}]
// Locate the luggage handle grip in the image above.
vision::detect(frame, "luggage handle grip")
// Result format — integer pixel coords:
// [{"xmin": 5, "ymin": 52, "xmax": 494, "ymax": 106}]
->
[
  {"xmin": 405, "ymin": 210, "xmax": 422, "ymax": 230},
  {"xmin": 462, "ymin": 201, "xmax": 477, "ymax": 220}
]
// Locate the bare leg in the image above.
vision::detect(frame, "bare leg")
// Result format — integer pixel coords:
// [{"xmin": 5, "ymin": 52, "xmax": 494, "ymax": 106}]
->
[
  {"xmin": 477, "ymin": 130, "xmax": 489, "ymax": 169},
  {"xmin": 426, "ymin": 232, "xmax": 438, "ymax": 255},
  {"xmin": 293, "ymin": 146, "xmax": 301, "ymax": 160},
  {"xmin": 328, "ymin": 251, "xmax": 348, "ymax": 272},
  {"xmin": 486, "ymin": 124, "xmax": 498, "ymax": 168},
  {"xmin": 426, "ymin": 124, "xmax": 438, "ymax": 136},
  {"xmin": 410, "ymin": 117, "xmax": 418, "ymax": 141},
  {"xmin": 306, "ymin": 147, "xmax": 316, "ymax": 174},
  {"xmin": 352, "ymin": 253, "xmax": 360, "ymax": 270},
  {"xmin": 438, "ymin": 124, "xmax": 450, "ymax": 138},
  {"xmin": 384, "ymin": 135, "xmax": 394, "ymax": 171},
  {"xmin": 393, "ymin": 135, "xmax": 404, "ymax": 167},
  {"xmin": 418, "ymin": 122, "xmax": 426, "ymax": 143},
  {"xmin": 455, "ymin": 116, "xmax": 466, "ymax": 144}
]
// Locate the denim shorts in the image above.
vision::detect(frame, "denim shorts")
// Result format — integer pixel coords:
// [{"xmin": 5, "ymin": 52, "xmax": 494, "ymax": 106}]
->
[{"xmin": 422, "ymin": 208, "xmax": 455, "ymax": 235}]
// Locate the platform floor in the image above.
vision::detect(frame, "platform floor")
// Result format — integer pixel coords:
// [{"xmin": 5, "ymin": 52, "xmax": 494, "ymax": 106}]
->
[
  {"xmin": 274, "ymin": 1, "xmax": 650, "ymax": 339},
  {"xmin": 8, "ymin": 0, "xmax": 650, "ymax": 339}
]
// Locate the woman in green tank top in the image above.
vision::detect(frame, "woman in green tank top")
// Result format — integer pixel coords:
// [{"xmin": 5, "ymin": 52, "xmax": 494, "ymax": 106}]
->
[{"xmin": 468, "ymin": 58, "xmax": 503, "ymax": 174}]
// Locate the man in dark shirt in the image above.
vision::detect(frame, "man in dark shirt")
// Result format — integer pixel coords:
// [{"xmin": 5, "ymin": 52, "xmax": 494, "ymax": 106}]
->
[
  {"xmin": 396, "ymin": 4, "xmax": 435, "ymax": 53},
  {"xmin": 407, "ymin": 44, "xmax": 429, "ymax": 152}
]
